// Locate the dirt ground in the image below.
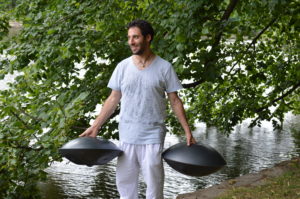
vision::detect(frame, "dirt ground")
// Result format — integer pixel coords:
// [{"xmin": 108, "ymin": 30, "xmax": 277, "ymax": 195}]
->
[{"xmin": 176, "ymin": 157, "xmax": 300, "ymax": 199}]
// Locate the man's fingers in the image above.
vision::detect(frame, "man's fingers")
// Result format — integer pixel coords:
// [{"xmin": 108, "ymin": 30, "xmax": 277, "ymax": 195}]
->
[
  {"xmin": 79, "ymin": 130, "xmax": 89, "ymax": 137},
  {"xmin": 79, "ymin": 132, "xmax": 85, "ymax": 137},
  {"xmin": 187, "ymin": 138, "xmax": 192, "ymax": 146},
  {"xmin": 187, "ymin": 137, "xmax": 196, "ymax": 146},
  {"xmin": 191, "ymin": 137, "xmax": 196, "ymax": 144}
]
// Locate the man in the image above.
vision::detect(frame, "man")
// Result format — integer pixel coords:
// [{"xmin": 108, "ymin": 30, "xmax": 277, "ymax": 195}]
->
[{"xmin": 80, "ymin": 19, "xmax": 196, "ymax": 199}]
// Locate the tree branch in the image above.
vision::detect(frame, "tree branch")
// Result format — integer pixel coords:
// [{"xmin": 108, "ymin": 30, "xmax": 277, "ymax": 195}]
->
[
  {"xmin": 18, "ymin": 105, "xmax": 44, "ymax": 123},
  {"xmin": 12, "ymin": 145, "xmax": 43, "ymax": 151},
  {"xmin": 245, "ymin": 17, "xmax": 278, "ymax": 52},
  {"xmin": 227, "ymin": 16, "xmax": 278, "ymax": 75},
  {"xmin": 4, "ymin": 130, "xmax": 43, "ymax": 151},
  {"xmin": 10, "ymin": 109, "xmax": 32, "ymax": 130},
  {"xmin": 248, "ymin": 81, "xmax": 299, "ymax": 128},
  {"xmin": 182, "ymin": 79, "xmax": 205, "ymax": 88},
  {"xmin": 212, "ymin": 0, "xmax": 239, "ymax": 48},
  {"xmin": 55, "ymin": 100, "xmax": 67, "ymax": 122},
  {"xmin": 7, "ymin": 106, "xmax": 41, "ymax": 141},
  {"xmin": 256, "ymin": 81, "xmax": 300, "ymax": 113},
  {"xmin": 183, "ymin": 0, "xmax": 239, "ymax": 88}
]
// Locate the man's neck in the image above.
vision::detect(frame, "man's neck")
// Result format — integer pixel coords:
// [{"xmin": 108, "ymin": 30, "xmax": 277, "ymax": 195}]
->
[
  {"xmin": 134, "ymin": 49, "xmax": 153, "ymax": 61},
  {"xmin": 133, "ymin": 50, "xmax": 155, "ymax": 68}
]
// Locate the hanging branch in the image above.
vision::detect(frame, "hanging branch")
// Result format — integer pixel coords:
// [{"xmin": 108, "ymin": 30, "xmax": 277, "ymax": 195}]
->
[
  {"xmin": 245, "ymin": 17, "xmax": 278, "ymax": 52},
  {"xmin": 55, "ymin": 100, "xmax": 67, "ymax": 122},
  {"xmin": 212, "ymin": 0, "xmax": 239, "ymax": 49},
  {"xmin": 255, "ymin": 81, "xmax": 300, "ymax": 113},
  {"xmin": 226, "ymin": 17, "xmax": 278, "ymax": 75},
  {"xmin": 183, "ymin": 0, "xmax": 239, "ymax": 88},
  {"xmin": 10, "ymin": 109, "xmax": 32, "ymax": 130},
  {"xmin": 18, "ymin": 105, "xmax": 44, "ymax": 123},
  {"xmin": 5, "ymin": 130, "xmax": 43, "ymax": 151},
  {"xmin": 182, "ymin": 79, "xmax": 206, "ymax": 88},
  {"xmin": 249, "ymin": 81, "xmax": 300, "ymax": 127},
  {"xmin": 9, "ymin": 109, "xmax": 41, "ymax": 142}
]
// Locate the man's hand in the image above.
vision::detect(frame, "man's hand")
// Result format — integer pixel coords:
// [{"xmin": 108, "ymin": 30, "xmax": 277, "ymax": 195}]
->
[
  {"xmin": 186, "ymin": 132, "xmax": 196, "ymax": 146},
  {"xmin": 79, "ymin": 126, "xmax": 99, "ymax": 138}
]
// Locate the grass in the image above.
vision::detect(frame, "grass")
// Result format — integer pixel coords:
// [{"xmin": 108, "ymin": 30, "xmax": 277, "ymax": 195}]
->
[{"xmin": 217, "ymin": 159, "xmax": 300, "ymax": 199}]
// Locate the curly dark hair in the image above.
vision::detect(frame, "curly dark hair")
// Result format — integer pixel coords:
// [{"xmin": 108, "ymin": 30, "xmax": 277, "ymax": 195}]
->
[{"xmin": 127, "ymin": 19, "xmax": 154, "ymax": 43}]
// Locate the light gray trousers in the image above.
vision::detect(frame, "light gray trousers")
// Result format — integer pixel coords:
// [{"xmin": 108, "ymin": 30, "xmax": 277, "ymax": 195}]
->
[{"xmin": 116, "ymin": 142, "xmax": 164, "ymax": 199}]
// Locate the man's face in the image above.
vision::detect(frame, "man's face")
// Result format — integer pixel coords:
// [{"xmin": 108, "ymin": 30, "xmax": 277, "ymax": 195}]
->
[{"xmin": 127, "ymin": 27, "xmax": 149, "ymax": 55}]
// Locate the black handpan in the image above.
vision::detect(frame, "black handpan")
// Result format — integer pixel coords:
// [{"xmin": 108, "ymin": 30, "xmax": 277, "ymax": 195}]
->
[
  {"xmin": 59, "ymin": 137, "xmax": 122, "ymax": 166},
  {"xmin": 162, "ymin": 142, "xmax": 226, "ymax": 176}
]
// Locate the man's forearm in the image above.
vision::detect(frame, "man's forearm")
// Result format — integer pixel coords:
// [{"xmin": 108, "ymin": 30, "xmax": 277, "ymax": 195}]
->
[
  {"xmin": 91, "ymin": 91, "xmax": 121, "ymax": 130},
  {"xmin": 168, "ymin": 93, "xmax": 192, "ymax": 135},
  {"xmin": 168, "ymin": 92, "xmax": 196, "ymax": 145},
  {"xmin": 172, "ymin": 99, "xmax": 191, "ymax": 134}
]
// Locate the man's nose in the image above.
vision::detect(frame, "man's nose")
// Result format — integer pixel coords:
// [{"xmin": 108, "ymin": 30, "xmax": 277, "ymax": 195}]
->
[{"xmin": 128, "ymin": 38, "xmax": 134, "ymax": 45}]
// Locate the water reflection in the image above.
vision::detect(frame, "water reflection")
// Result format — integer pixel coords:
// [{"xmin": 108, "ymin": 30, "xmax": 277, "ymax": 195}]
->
[{"xmin": 42, "ymin": 114, "xmax": 300, "ymax": 199}]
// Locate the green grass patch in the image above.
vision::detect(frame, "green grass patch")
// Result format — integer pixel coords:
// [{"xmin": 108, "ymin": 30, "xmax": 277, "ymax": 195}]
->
[{"xmin": 217, "ymin": 160, "xmax": 300, "ymax": 199}]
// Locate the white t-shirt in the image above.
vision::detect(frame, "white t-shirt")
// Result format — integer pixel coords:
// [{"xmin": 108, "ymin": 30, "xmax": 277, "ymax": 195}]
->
[{"xmin": 108, "ymin": 55, "xmax": 183, "ymax": 144}]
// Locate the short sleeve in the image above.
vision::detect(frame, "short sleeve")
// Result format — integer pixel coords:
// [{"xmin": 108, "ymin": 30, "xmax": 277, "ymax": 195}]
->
[
  {"xmin": 165, "ymin": 65, "xmax": 183, "ymax": 93},
  {"xmin": 107, "ymin": 64, "xmax": 122, "ymax": 91}
]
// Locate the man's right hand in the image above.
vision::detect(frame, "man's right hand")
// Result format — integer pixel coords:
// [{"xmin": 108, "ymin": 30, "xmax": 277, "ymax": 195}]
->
[{"xmin": 79, "ymin": 126, "xmax": 99, "ymax": 138}]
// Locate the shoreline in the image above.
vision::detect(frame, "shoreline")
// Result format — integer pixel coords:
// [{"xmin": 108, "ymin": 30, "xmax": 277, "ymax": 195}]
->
[{"xmin": 176, "ymin": 156, "xmax": 300, "ymax": 199}]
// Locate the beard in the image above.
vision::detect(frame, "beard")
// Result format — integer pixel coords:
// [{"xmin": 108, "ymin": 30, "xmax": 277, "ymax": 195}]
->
[
  {"xmin": 132, "ymin": 48, "xmax": 144, "ymax": 55},
  {"xmin": 130, "ymin": 40, "xmax": 147, "ymax": 55}
]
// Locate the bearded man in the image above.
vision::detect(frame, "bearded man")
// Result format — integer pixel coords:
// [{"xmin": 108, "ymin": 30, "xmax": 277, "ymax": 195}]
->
[{"xmin": 80, "ymin": 19, "xmax": 196, "ymax": 199}]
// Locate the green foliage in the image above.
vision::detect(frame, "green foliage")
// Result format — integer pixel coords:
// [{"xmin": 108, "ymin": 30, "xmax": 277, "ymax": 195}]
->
[
  {"xmin": 0, "ymin": 0, "xmax": 18, "ymax": 11},
  {"xmin": 0, "ymin": 0, "xmax": 299, "ymax": 197}
]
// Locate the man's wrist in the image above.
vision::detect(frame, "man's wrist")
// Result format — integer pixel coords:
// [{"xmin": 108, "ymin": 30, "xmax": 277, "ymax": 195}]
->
[
  {"xmin": 91, "ymin": 124, "xmax": 101, "ymax": 130},
  {"xmin": 184, "ymin": 128, "xmax": 192, "ymax": 135}
]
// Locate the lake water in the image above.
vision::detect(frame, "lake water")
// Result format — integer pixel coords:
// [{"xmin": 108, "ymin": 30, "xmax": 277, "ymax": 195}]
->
[{"xmin": 39, "ymin": 114, "xmax": 300, "ymax": 199}]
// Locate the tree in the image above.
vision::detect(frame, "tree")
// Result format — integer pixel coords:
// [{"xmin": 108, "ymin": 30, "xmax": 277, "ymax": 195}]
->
[{"xmin": 0, "ymin": 0, "xmax": 299, "ymax": 197}]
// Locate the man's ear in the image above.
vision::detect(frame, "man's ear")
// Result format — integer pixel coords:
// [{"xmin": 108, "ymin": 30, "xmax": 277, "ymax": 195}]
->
[{"xmin": 146, "ymin": 34, "xmax": 152, "ymax": 43}]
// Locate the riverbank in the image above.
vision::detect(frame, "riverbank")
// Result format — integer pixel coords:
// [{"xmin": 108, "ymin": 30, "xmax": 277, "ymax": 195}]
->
[{"xmin": 177, "ymin": 157, "xmax": 300, "ymax": 199}]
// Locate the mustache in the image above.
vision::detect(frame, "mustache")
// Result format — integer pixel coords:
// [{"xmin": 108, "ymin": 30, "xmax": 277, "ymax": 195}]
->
[{"xmin": 129, "ymin": 44, "xmax": 138, "ymax": 47}]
